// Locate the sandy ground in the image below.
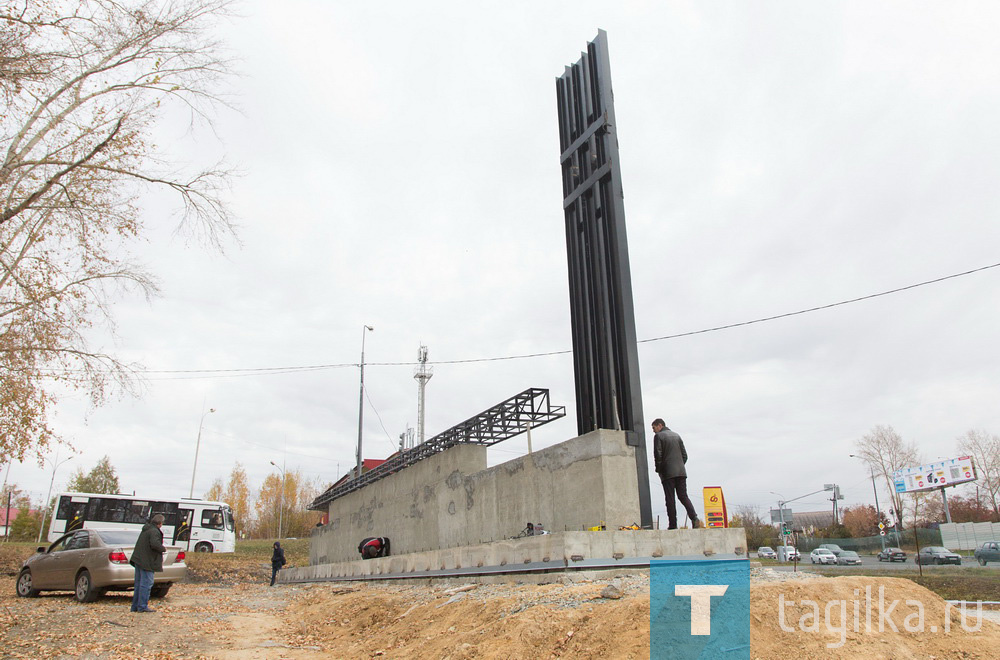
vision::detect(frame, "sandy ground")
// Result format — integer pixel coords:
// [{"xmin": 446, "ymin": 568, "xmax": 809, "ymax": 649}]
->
[{"xmin": 1, "ymin": 569, "xmax": 998, "ymax": 659}]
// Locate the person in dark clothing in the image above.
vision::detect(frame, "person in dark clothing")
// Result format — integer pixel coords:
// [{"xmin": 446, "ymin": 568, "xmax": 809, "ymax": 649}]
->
[
  {"xmin": 357, "ymin": 536, "xmax": 390, "ymax": 559},
  {"xmin": 270, "ymin": 542, "xmax": 286, "ymax": 586},
  {"xmin": 130, "ymin": 514, "xmax": 166, "ymax": 612},
  {"xmin": 652, "ymin": 418, "xmax": 701, "ymax": 530}
]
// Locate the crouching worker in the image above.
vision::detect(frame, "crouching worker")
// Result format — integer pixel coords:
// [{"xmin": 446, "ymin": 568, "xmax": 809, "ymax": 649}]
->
[{"xmin": 358, "ymin": 536, "xmax": 391, "ymax": 559}]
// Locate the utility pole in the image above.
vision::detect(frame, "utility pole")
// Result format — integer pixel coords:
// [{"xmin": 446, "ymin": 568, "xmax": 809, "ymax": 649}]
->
[
  {"xmin": 356, "ymin": 325, "xmax": 373, "ymax": 480},
  {"xmin": 270, "ymin": 460, "xmax": 286, "ymax": 539},
  {"xmin": 189, "ymin": 407, "xmax": 216, "ymax": 498},
  {"xmin": 38, "ymin": 452, "xmax": 74, "ymax": 543}
]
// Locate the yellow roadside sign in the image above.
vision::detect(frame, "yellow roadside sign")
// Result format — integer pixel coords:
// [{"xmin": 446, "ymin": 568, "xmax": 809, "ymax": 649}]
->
[{"xmin": 702, "ymin": 486, "xmax": 728, "ymax": 528}]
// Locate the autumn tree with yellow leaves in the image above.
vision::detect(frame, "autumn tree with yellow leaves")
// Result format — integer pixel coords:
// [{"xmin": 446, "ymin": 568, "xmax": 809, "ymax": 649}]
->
[{"xmin": 0, "ymin": 0, "xmax": 236, "ymax": 464}]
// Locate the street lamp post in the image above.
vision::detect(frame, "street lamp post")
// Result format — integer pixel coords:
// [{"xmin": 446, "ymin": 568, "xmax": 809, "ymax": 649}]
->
[
  {"xmin": 850, "ymin": 454, "xmax": 886, "ymax": 550},
  {"xmin": 270, "ymin": 460, "xmax": 286, "ymax": 540},
  {"xmin": 356, "ymin": 325, "xmax": 373, "ymax": 480},
  {"xmin": 37, "ymin": 452, "xmax": 74, "ymax": 543},
  {"xmin": 189, "ymin": 408, "xmax": 216, "ymax": 499}
]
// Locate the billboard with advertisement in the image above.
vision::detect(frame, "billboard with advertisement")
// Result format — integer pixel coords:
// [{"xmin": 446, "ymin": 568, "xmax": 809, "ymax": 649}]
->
[{"xmin": 893, "ymin": 456, "xmax": 977, "ymax": 493}]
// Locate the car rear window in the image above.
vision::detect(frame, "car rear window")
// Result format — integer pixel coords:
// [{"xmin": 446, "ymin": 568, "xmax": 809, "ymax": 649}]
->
[{"xmin": 96, "ymin": 530, "xmax": 141, "ymax": 545}]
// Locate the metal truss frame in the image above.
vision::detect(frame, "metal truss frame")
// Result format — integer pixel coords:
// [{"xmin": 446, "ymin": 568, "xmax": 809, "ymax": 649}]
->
[{"xmin": 309, "ymin": 388, "xmax": 565, "ymax": 510}]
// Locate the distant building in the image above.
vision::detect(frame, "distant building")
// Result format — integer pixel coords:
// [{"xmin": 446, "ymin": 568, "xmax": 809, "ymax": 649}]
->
[
  {"xmin": 790, "ymin": 510, "xmax": 835, "ymax": 534},
  {"xmin": 0, "ymin": 507, "xmax": 36, "ymax": 537}
]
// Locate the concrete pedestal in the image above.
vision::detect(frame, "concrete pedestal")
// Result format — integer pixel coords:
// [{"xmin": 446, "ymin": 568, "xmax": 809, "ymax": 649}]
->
[{"xmin": 282, "ymin": 528, "xmax": 747, "ymax": 583}]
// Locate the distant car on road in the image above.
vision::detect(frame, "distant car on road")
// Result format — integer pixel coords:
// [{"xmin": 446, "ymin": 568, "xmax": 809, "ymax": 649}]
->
[
  {"xmin": 837, "ymin": 550, "xmax": 862, "ymax": 566},
  {"xmin": 16, "ymin": 529, "xmax": 186, "ymax": 603},
  {"xmin": 756, "ymin": 546, "xmax": 777, "ymax": 559},
  {"xmin": 810, "ymin": 548, "xmax": 838, "ymax": 565},
  {"xmin": 778, "ymin": 545, "xmax": 800, "ymax": 561},
  {"xmin": 974, "ymin": 541, "xmax": 999, "ymax": 566},
  {"xmin": 914, "ymin": 546, "xmax": 962, "ymax": 566},
  {"xmin": 818, "ymin": 543, "xmax": 844, "ymax": 556},
  {"xmin": 877, "ymin": 547, "xmax": 907, "ymax": 562}
]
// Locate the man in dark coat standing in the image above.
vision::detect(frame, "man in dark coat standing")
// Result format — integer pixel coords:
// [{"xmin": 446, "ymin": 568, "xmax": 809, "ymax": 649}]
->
[
  {"xmin": 270, "ymin": 541, "xmax": 286, "ymax": 586},
  {"xmin": 130, "ymin": 513, "xmax": 165, "ymax": 612},
  {"xmin": 652, "ymin": 418, "xmax": 701, "ymax": 530}
]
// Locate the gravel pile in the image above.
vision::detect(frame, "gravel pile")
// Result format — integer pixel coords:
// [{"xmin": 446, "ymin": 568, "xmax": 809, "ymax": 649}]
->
[{"xmin": 749, "ymin": 566, "xmax": 824, "ymax": 583}]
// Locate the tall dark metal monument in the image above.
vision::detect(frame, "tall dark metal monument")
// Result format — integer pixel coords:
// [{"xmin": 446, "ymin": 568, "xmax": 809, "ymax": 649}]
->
[{"xmin": 556, "ymin": 30, "xmax": 652, "ymax": 528}]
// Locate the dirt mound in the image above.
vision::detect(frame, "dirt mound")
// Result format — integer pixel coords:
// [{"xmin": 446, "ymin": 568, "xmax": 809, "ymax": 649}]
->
[
  {"xmin": 281, "ymin": 580, "xmax": 650, "ymax": 659},
  {"xmin": 751, "ymin": 576, "xmax": 1000, "ymax": 659}
]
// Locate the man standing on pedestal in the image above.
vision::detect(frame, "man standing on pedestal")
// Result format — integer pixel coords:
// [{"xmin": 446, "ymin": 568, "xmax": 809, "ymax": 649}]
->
[{"xmin": 652, "ymin": 418, "xmax": 701, "ymax": 530}]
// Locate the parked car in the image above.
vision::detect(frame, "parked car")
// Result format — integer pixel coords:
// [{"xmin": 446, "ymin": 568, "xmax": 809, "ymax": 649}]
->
[
  {"xmin": 778, "ymin": 545, "xmax": 800, "ymax": 561},
  {"xmin": 914, "ymin": 546, "xmax": 962, "ymax": 566},
  {"xmin": 16, "ymin": 529, "xmax": 186, "ymax": 603},
  {"xmin": 837, "ymin": 550, "xmax": 862, "ymax": 565},
  {"xmin": 974, "ymin": 541, "xmax": 1000, "ymax": 566},
  {"xmin": 810, "ymin": 548, "xmax": 838, "ymax": 565},
  {"xmin": 877, "ymin": 547, "xmax": 907, "ymax": 562},
  {"xmin": 756, "ymin": 546, "xmax": 777, "ymax": 559},
  {"xmin": 818, "ymin": 543, "xmax": 844, "ymax": 556}
]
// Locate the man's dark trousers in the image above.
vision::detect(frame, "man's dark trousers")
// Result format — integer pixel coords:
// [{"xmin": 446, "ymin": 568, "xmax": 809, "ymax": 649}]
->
[{"xmin": 660, "ymin": 474, "xmax": 698, "ymax": 529}]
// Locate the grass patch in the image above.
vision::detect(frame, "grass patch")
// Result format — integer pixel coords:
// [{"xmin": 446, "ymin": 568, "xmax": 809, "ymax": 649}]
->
[
  {"xmin": 817, "ymin": 567, "xmax": 1000, "ymax": 602},
  {"xmin": 0, "ymin": 541, "xmax": 39, "ymax": 576},
  {"xmin": 1, "ymin": 537, "xmax": 311, "ymax": 584},
  {"xmin": 185, "ymin": 538, "xmax": 310, "ymax": 583}
]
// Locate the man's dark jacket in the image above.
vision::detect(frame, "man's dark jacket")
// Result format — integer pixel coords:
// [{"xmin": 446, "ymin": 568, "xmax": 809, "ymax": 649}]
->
[
  {"xmin": 130, "ymin": 522, "xmax": 165, "ymax": 572},
  {"xmin": 653, "ymin": 426, "xmax": 688, "ymax": 478}
]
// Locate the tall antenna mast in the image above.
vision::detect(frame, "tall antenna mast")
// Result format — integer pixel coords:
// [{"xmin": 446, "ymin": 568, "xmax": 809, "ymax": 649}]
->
[{"xmin": 413, "ymin": 344, "xmax": 433, "ymax": 445}]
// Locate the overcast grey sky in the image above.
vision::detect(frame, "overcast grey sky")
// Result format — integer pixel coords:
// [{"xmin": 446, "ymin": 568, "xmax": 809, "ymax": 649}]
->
[{"xmin": 7, "ymin": 1, "xmax": 1000, "ymax": 529}]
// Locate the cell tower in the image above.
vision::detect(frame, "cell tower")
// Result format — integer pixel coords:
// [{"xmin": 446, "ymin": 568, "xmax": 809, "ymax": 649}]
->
[
  {"xmin": 398, "ymin": 424, "xmax": 415, "ymax": 452},
  {"xmin": 413, "ymin": 344, "xmax": 433, "ymax": 445}
]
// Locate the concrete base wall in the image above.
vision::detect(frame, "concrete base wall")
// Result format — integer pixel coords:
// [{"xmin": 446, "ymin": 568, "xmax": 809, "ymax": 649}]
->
[
  {"xmin": 284, "ymin": 528, "xmax": 748, "ymax": 583},
  {"xmin": 312, "ymin": 429, "xmax": 640, "ymax": 565}
]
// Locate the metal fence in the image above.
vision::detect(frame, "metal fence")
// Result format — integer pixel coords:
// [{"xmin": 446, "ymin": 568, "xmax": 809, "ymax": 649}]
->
[
  {"xmin": 940, "ymin": 522, "xmax": 1000, "ymax": 550},
  {"xmin": 795, "ymin": 529, "xmax": 943, "ymax": 553}
]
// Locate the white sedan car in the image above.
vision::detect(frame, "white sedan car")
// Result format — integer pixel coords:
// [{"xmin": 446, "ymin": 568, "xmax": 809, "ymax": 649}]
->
[
  {"xmin": 779, "ymin": 545, "xmax": 800, "ymax": 561},
  {"xmin": 810, "ymin": 548, "xmax": 838, "ymax": 565}
]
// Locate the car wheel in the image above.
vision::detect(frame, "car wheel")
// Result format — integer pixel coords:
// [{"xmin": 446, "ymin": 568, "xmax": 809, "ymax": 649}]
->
[
  {"xmin": 195, "ymin": 542, "xmax": 213, "ymax": 553},
  {"xmin": 16, "ymin": 569, "xmax": 39, "ymax": 598},
  {"xmin": 979, "ymin": 557, "xmax": 987, "ymax": 566},
  {"xmin": 74, "ymin": 569, "xmax": 102, "ymax": 603},
  {"xmin": 150, "ymin": 583, "xmax": 172, "ymax": 599}
]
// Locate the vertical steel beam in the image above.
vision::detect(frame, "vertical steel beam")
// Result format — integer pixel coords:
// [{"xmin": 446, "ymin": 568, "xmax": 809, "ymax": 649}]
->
[{"xmin": 556, "ymin": 31, "xmax": 651, "ymax": 528}]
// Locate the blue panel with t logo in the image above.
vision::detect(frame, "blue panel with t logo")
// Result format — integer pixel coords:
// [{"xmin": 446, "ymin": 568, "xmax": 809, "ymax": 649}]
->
[{"xmin": 650, "ymin": 559, "xmax": 750, "ymax": 659}]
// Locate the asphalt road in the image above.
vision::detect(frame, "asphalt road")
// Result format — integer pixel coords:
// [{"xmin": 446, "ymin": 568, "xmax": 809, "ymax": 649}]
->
[{"xmin": 767, "ymin": 554, "xmax": 1000, "ymax": 571}]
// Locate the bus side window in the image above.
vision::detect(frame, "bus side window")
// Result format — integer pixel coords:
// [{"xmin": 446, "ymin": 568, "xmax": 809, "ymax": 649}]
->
[
  {"xmin": 126, "ymin": 502, "xmax": 151, "ymax": 524},
  {"xmin": 57, "ymin": 496, "xmax": 74, "ymax": 521}
]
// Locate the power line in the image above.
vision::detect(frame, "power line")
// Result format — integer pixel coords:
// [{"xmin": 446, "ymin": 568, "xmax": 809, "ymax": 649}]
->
[
  {"xmin": 638, "ymin": 260, "xmax": 1000, "ymax": 344},
  {"xmin": 363, "ymin": 386, "xmax": 401, "ymax": 454},
  {"xmin": 38, "ymin": 260, "xmax": 1000, "ymax": 377}
]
